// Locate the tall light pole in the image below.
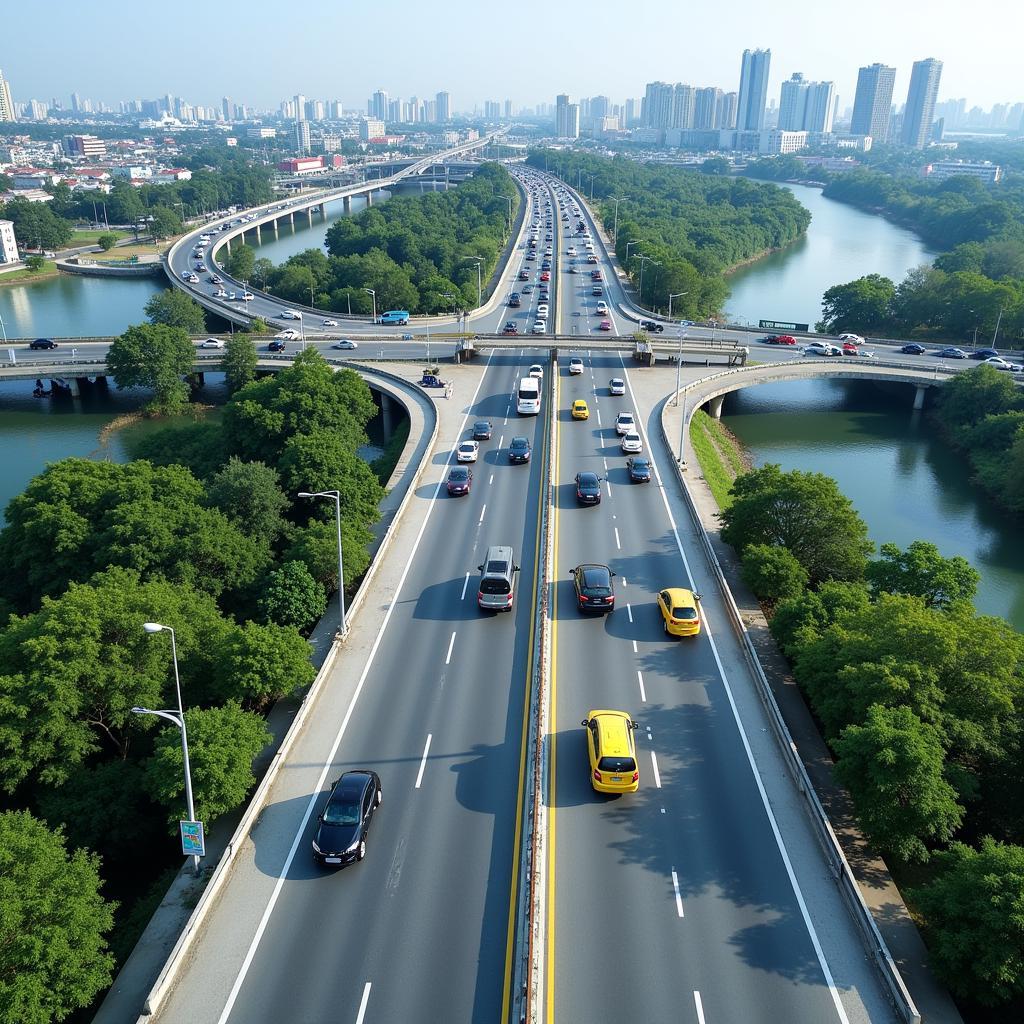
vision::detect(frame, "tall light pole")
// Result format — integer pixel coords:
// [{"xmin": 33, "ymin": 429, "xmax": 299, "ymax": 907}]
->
[
  {"xmin": 587, "ymin": 173, "xmax": 596, "ymax": 201},
  {"xmin": 624, "ymin": 240, "xmax": 642, "ymax": 267},
  {"xmin": 670, "ymin": 292, "xmax": 689, "ymax": 406},
  {"xmin": 637, "ymin": 255, "xmax": 659, "ymax": 306},
  {"xmin": 297, "ymin": 490, "xmax": 347, "ymax": 638},
  {"xmin": 136, "ymin": 622, "xmax": 201, "ymax": 876},
  {"xmin": 992, "ymin": 307, "xmax": 1004, "ymax": 347},
  {"xmin": 610, "ymin": 196, "xmax": 629, "ymax": 243},
  {"xmin": 676, "ymin": 384, "xmax": 688, "ymax": 467},
  {"xmin": 500, "ymin": 194, "xmax": 514, "ymax": 236},
  {"xmin": 363, "ymin": 287, "xmax": 376, "ymax": 325},
  {"xmin": 463, "ymin": 255, "xmax": 483, "ymax": 308}
]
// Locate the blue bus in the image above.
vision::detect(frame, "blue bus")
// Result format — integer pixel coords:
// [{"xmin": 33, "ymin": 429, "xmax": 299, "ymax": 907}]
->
[{"xmin": 379, "ymin": 310, "xmax": 410, "ymax": 325}]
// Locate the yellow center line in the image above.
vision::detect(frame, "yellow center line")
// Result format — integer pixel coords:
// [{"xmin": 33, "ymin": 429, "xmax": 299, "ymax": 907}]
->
[
  {"xmin": 546, "ymin": 368, "xmax": 561, "ymax": 1021},
  {"xmin": 501, "ymin": 365, "xmax": 552, "ymax": 1023}
]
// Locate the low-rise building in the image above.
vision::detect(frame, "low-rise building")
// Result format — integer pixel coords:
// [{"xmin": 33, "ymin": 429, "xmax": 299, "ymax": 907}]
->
[
  {"xmin": 277, "ymin": 156, "xmax": 325, "ymax": 174},
  {"xmin": 924, "ymin": 159, "xmax": 1002, "ymax": 183},
  {"xmin": 0, "ymin": 187, "xmax": 52, "ymax": 203}
]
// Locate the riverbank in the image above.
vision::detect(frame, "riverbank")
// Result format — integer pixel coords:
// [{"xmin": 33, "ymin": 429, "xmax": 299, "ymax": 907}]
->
[{"xmin": 0, "ymin": 261, "xmax": 60, "ymax": 285}]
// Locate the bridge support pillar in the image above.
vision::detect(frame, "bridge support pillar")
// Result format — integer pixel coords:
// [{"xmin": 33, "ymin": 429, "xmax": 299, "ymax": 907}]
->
[
  {"xmin": 289, "ymin": 211, "xmax": 295, "ymax": 227},
  {"xmin": 913, "ymin": 384, "xmax": 926, "ymax": 411},
  {"xmin": 224, "ymin": 236, "xmax": 231, "ymax": 253},
  {"xmin": 255, "ymin": 224, "xmax": 261, "ymax": 243},
  {"xmin": 69, "ymin": 377, "xmax": 82, "ymax": 397},
  {"xmin": 366, "ymin": 191, "xmax": 373, "ymax": 206},
  {"xmin": 343, "ymin": 196, "xmax": 352, "ymax": 212},
  {"xmin": 306, "ymin": 207, "xmax": 313, "ymax": 226},
  {"xmin": 379, "ymin": 392, "xmax": 395, "ymax": 437},
  {"xmin": 273, "ymin": 219, "xmax": 279, "ymax": 236},
  {"xmin": 706, "ymin": 394, "xmax": 725, "ymax": 420}
]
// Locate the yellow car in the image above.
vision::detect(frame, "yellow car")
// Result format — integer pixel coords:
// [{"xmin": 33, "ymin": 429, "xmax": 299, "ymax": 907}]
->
[
  {"xmin": 657, "ymin": 587, "xmax": 702, "ymax": 637},
  {"xmin": 581, "ymin": 710, "xmax": 639, "ymax": 793},
  {"xmin": 571, "ymin": 399, "xmax": 590, "ymax": 420}
]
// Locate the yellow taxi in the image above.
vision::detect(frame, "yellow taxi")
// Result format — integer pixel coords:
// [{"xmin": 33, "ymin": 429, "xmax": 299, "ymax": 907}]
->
[
  {"xmin": 571, "ymin": 399, "xmax": 590, "ymax": 420},
  {"xmin": 657, "ymin": 587, "xmax": 702, "ymax": 637},
  {"xmin": 581, "ymin": 710, "xmax": 639, "ymax": 793}
]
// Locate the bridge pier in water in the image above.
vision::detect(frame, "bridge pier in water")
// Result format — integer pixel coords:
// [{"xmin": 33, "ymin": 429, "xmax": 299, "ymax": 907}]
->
[
  {"xmin": 706, "ymin": 394, "xmax": 725, "ymax": 420},
  {"xmin": 914, "ymin": 384, "xmax": 926, "ymax": 410},
  {"xmin": 254, "ymin": 224, "xmax": 261, "ymax": 243},
  {"xmin": 343, "ymin": 196, "xmax": 352, "ymax": 212}
]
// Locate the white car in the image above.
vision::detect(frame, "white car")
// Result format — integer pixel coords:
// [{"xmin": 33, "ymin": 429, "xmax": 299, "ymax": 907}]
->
[
  {"xmin": 621, "ymin": 432, "xmax": 643, "ymax": 454},
  {"xmin": 528, "ymin": 364, "xmax": 544, "ymax": 379},
  {"xmin": 595, "ymin": 301, "xmax": 608, "ymax": 315},
  {"xmin": 536, "ymin": 304, "xmax": 549, "ymax": 318},
  {"xmin": 838, "ymin": 333, "xmax": 865, "ymax": 345},
  {"xmin": 615, "ymin": 411, "xmax": 636, "ymax": 436},
  {"xmin": 333, "ymin": 339, "xmax": 358, "ymax": 349},
  {"xmin": 804, "ymin": 341, "xmax": 841, "ymax": 356},
  {"xmin": 979, "ymin": 356, "xmax": 1022, "ymax": 371},
  {"xmin": 609, "ymin": 378, "xmax": 625, "ymax": 396},
  {"xmin": 568, "ymin": 357, "xmax": 584, "ymax": 375},
  {"xmin": 457, "ymin": 441, "xmax": 479, "ymax": 463},
  {"xmin": 567, "ymin": 247, "xmax": 577, "ymax": 256},
  {"xmin": 275, "ymin": 328, "xmax": 302, "ymax": 340},
  {"xmin": 240, "ymin": 292, "xmax": 255, "ymax": 301},
  {"xmin": 199, "ymin": 338, "xmax": 224, "ymax": 349},
  {"xmin": 214, "ymin": 288, "xmax": 228, "ymax": 298},
  {"xmin": 279, "ymin": 309, "xmax": 302, "ymax": 320},
  {"xmin": 532, "ymin": 320, "xmax": 547, "ymax": 334},
  {"xmin": 322, "ymin": 318, "xmax": 339, "ymax": 327}
]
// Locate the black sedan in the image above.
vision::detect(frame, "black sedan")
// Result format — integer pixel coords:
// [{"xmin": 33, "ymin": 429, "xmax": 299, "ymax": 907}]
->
[
  {"xmin": 29, "ymin": 338, "xmax": 58, "ymax": 350},
  {"xmin": 626, "ymin": 456, "xmax": 652, "ymax": 483},
  {"xmin": 447, "ymin": 466, "xmax": 472, "ymax": 496},
  {"xmin": 312, "ymin": 770, "xmax": 382, "ymax": 867},
  {"xmin": 936, "ymin": 346, "xmax": 968, "ymax": 359},
  {"xmin": 969, "ymin": 348, "xmax": 1000, "ymax": 360},
  {"xmin": 639, "ymin": 320, "xmax": 665, "ymax": 334},
  {"xmin": 267, "ymin": 339, "xmax": 287, "ymax": 352},
  {"xmin": 575, "ymin": 471, "xmax": 603, "ymax": 505},
  {"xmin": 570, "ymin": 563, "xmax": 616, "ymax": 614},
  {"xmin": 509, "ymin": 436, "xmax": 532, "ymax": 463},
  {"xmin": 472, "ymin": 420, "xmax": 493, "ymax": 441},
  {"xmin": 900, "ymin": 343, "xmax": 927, "ymax": 355}
]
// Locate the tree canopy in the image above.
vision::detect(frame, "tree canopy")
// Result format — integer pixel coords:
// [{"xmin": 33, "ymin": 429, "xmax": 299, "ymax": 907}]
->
[
  {"xmin": 106, "ymin": 322, "xmax": 196, "ymax": 413},
  {"xmin": 144, "ymin": 288, "xmax": 207, "ymax": 334}
]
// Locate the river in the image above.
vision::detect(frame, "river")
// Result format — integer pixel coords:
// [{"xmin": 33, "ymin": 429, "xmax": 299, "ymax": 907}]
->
[{"xmin": 724, "ymin": 182, "xmax": 938, "ymax": 329}]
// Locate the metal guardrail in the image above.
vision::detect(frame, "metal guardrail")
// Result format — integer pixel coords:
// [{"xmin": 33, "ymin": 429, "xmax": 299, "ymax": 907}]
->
[{"xmin": 658, "ymin": 388, "xmax": 921, "ymax": 1024}]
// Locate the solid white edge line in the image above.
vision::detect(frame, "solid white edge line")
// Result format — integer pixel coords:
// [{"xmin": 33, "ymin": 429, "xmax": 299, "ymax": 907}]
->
[
  {"xmin": 671, "ymin": 869, "xmax": 684, "ymax": 918},
  {"xmin": 212, "ymin": 350, "xmax": 496, "ymax": 1024},
  {"xmin": 355, "ymin": 982, "xmax": 371, "ymax": 1024},
  {"xmin": 650, "ymin": 750, "xmax": 662, "ymax": 788},
  {"xmin": 693, "ymin": 990, "xmax": 706, "ymax": 1024},
  {"xmin": 637, "ymin": 670, "xmax": 647, "ymax": 703},
  {"xmin": 415, "ymin": 733, "xmax": 432, "ymax": 789},
  {"xmin": 620, "ymin": 356, "xmax": 851, "ymax": 1024},
  {"xmin": 445, "ymin": 631, "xmax": 456, "ymax": 666},
  {"xmin": 461, "ymin": 572, "xmax": 470, "ymax": 601}
]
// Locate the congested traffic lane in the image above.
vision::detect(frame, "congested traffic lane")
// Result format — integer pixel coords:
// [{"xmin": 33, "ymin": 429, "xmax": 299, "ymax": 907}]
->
[
  {"xmin": 546, "ymin": 351, "xmax": 891, "ymax": 1023},
  {"xmin": 153, "ymin": 353, "xmax": 545, "ymax": 1024}
]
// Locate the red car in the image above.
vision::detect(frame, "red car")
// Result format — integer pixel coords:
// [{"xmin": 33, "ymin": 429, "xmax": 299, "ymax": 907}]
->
[
  {"xmin": 447, "ymin": 466, "xmax": 472, "ymax": 496},
  {"xmin": 540, "ymin": 271, "xmax": 550, "ymax": 282},
  {"xmin": 842, "ymin": 341, "xmax": 859, "ymax": 355},
  {"xmin": 598, "ymin": 319, "xmax": 612, "ymax": 331},
  {"xmin": 763, "ymin": 334, "xmax": 797, "ymax": 345}
]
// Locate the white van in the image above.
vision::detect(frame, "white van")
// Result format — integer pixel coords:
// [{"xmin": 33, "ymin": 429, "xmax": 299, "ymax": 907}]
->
[{"xmin": 517, "ymin": 376, "xmax": 541, "ymax": 415}]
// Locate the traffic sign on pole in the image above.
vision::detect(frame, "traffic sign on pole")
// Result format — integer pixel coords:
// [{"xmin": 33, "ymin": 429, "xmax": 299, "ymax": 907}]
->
[{"xmin": 180, "ymin": 820, "xmax": 205, "ymax": 858}]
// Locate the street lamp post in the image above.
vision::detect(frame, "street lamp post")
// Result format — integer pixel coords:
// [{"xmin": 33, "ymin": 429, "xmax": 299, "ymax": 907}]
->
[
  {"xmin": 136, "ymin": 622, "xmax": 200, "ymax": 876},
  {"xmin": 624, "ymin": 240, "xmax": 642, "ymax": 267},
  {"xmin": 463, "ymin": 255, "xmax": 484, "ymax": 308},
  {"xmin": 500, "ymin": 195, "xmax": 514, "ymax": 236},
  {"xmin": 363, "ymin": 287, "xmax": 376, "ymax": 325},
  {"xmin": 297, "ymin": 490, "xmax": 347, "ymax": 638},
  {"xmin": 677, "ymin": 385, "xmax": 688, "ymax": 467},
  {"xmin": 587, "ymin": 173, "xmax": 596, "ymax": 201},
  {"xmin": 610, "ymin": 196, "xmax": 629, "ymax": 244},
  {"xmin": 637, "ymin": 255, "xmax": 659, "ymax": 306},
  {"xmin": 669, "ymin": 293, "xmax": 688, "ymax": 406}
]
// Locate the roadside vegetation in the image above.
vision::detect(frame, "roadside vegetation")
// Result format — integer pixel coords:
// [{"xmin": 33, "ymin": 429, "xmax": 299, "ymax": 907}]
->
[
  {"xmin": 708, "ymin": 457, "xmax": 1024, "ymax": 1015},
  {"xmin": 0, "ymin": 345, "xmax": 388, "ymax": 1018},
  {"xmin": 224, "ymin": 162, "xmax": 519, "ymax": 316},
  {"xmin": 526, "ymin": 149, "xmax": 811, "ymax": 319}
]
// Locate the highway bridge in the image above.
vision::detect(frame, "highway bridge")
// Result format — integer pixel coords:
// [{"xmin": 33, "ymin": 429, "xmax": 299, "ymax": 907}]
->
[{"xmin": 6, "ymin": 167, "xmax": 974, "ymax": 1024}]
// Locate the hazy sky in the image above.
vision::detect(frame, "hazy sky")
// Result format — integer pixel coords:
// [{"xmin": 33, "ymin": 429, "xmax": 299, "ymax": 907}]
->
[{"xmin": 4, "ymin": 0, "xmax": 1022, "ymax": 113}]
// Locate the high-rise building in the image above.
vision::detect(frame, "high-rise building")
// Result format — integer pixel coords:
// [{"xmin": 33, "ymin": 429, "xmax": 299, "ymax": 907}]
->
[
  {"xmin": 504, "ymin": 99, "xmax": 513, "ymax": 118},
  {"xmin": 720, "ymin": 92, "xmax": 738, "ymax": 129},
  {"xmin": 372, "ymin": 90, "xmax": 388, "ymax": 122},
  {"xmin": 779, "ymin": 73, "xmax": 836, "ymax": 132},
  {"xmin": 850, "ymin": 63, "xmax": 897, "ymax": 140},
  {"xmin": 436, "ymin": 91, "xmax": 451, "ymax": 121},
  {"xmin": 694, "ymin": 87, "xmax": 722, "ymax": 129},
  {"xmin": 29, "ymin": 99, "xmax": 48, "ymax": 120},
  {"xmin": 63, "ymin": 134, "xmax": 106, "ymax": 158},
  {"xmin": 484, "ymin": 100, "xmax": 501, "ymax": 119},
  {"xmin": 901, "ymin": 58, "xmax": 943, "ymax": 148},
  {"xmin": 360, "ymin": 117, "xmax": 385, "ymax": 141},
  {"xmin": 736, "ymin": 48, "xmax": 771, "ymax": 130},
  {"xmin": 0, "ymin": 69, "xmax": 14, "ymax": 122},
  {"xmin": 673, "ymin": 84, "xmax": 696, "ymax": 129},
  {"xmin": 294, "ymin": 94, "xmax": 306, "ymax": 121},
  {"xmin": 295, "ymin": 119, "xmax": 310, "ymax": 154},
  {"xmin": 624, "ymin": 97, "xmax": 639, "ymax": 126},
  {"xmin": 642, "ymin": 82, "xmax": 674, "ymax": 128},
  {"xmin": 71, "ymin": 91, "xmax": 83, "ymax": 113},
  {"xmin": 222, "ymin": 96, "xmax": 233, "ymax": 121},
  {"xmin": 555, "ymin": 94, "xmax": 579, "ymax": 138}
]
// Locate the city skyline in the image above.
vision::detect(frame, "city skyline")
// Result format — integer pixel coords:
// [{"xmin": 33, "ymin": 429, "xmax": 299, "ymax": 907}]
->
[{"xmin": 2, "ymin": 0, "xmax": 1021, "ymax": 115}]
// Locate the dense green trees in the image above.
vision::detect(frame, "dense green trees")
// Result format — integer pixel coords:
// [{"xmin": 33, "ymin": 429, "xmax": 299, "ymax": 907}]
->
[
  {"xmin": 0, "ymin": 810, "xmax": 115, "ymax": 1024},
  {"xmin": 0, "ymin": 198, "xmax": 73, "ymax": 250},
  {"xmin": 865, "ymin": 540, "xmax": 979, "ymax": 609},
  {"xmin": 255, "ymin": 163, "xmax": 518, "ymax": 315},
  {"xmin": 221, "ymin": 334, "xmax": 259, "ymax": 393},
  {"xmin": 526, "ymin": 149, "xmax": 810, "ymax": 318},
  {"xmin": 144, "ymin": 288, "xmax": 207, "ymax": 334},
  {"xmin": 720, "ymin": 464, "xmax": 873, "ymax": 585},
  {"xmin": 107, "ymin": 322, "xmax": 196, "ymax": 412}
]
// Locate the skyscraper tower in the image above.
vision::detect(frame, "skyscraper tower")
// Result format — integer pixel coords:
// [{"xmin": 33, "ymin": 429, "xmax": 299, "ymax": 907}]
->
[
  {"xmin": 778, "ymin": 73, "xmax": 809, "ymax": 131},
  {"xmin": 901, "ymin": 58, "xmax": 943, "ymax": 148},
  {"xmin": 850, "ymin": 63, "xmax": 897, "ymax": 140},
  {"xmin": 436, "ymin": 91, "xmax": 451, "ymax": 121},
  {"xmin": 0, "ymin": 69, "xmax": 14, "ymax": 122},
  {"xmin": 372, "ymin": 90, "xmax": 388, "ymax": 122},
  {"xmin": 555, "ymin": 94, "xmax": 579, "ymax": 139},
  {"xmin": 736, "ymin": 48, "xmax": 771, "ymax": 130}
]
